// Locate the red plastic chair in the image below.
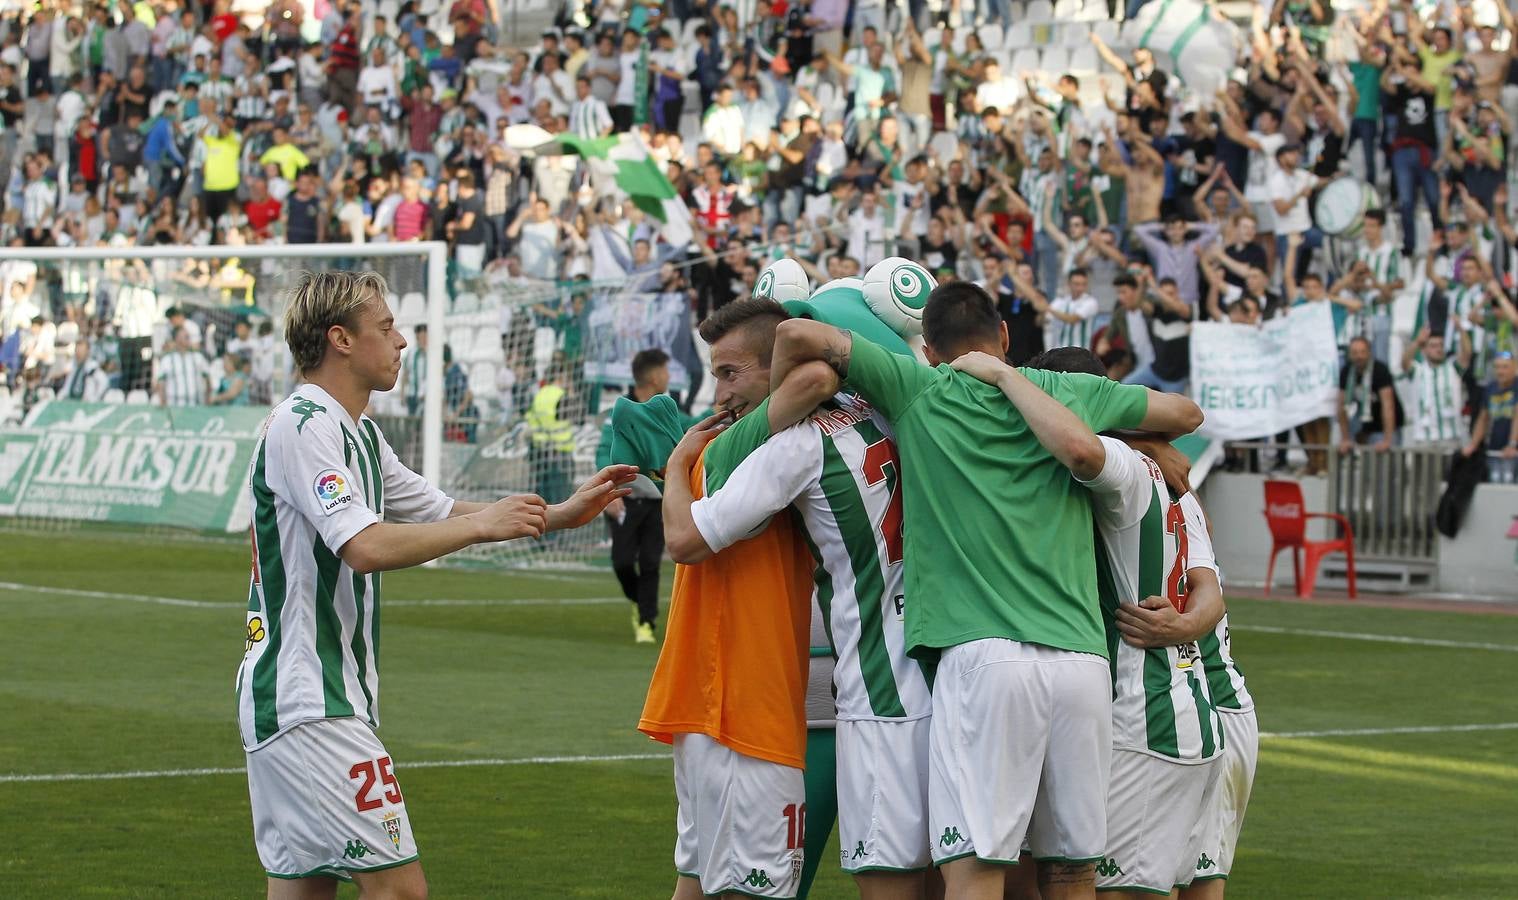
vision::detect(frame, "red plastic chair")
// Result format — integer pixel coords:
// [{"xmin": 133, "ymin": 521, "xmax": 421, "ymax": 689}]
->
[{"xmin": 1263, "ymin": 480, "xmax": 1358, "ymax": 599}]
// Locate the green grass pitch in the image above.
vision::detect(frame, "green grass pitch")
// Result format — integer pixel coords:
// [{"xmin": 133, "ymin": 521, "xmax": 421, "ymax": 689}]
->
[{"xmin": 2, "ymin": 531, "xmax": 1516, "ymax": 898}]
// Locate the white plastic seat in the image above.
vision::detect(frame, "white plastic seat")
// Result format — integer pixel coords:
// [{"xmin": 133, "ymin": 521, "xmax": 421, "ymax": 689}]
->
[
  {"xmin": 473, "ymin": 328, "xmax": 503, "ymax": 361},
  {"xmin": 1053, "ymin": 0, "xmax": 1082, "ymax": 21},
  {"xmin": 398, "ymin": 292, "xmax": 427, "ymax": 325},
  {"xmin": 103, "ymin": 388, "xmax": 125, "ymax": 404},
  {"xmin": 36, "ymin": 386, "xmax": 55, "ymax": 402},
  {"xmin": 1063, "ymin": 22, "xmax": 1091, "ymax": 49},
  {"xmin": 452, "ymin": 292, "xmax": 480, "ymax": 315},
  {"xmin": 1025, "ymin": 0, "xmax": 1054, "ymax": 23},
  {"xmin": 470, "ymin": 362, "xmax": 499, "ymax": 398},
  {"xmin": 1041, "ymin": 47, "xmax": 1071, "ymax": 74},
  {"xmin": 978, "ymin": 23, "xmax": 1004, "ymax": 52},
  {"xmin": 1093, "ymin": 19, "xmax": 1120, "ymax": 46},
  {"xmin": 126, "ymin": 389, "xmax": 149, "ymax": 405},
  {"xmin": 1068, "ymin": 45, "xmax": 1101, "ymax": 74},
  {"xmin": 1010, "ymin": 48, "xmax": 1043, "ymax": 76},
  {"xmin": 1005, "ymin": 22, "xmax": 1033, "ymax": 50}
]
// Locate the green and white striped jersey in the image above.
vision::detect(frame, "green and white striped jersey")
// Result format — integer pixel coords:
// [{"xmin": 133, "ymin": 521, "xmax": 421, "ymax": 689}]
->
[
  {"xmin": 156, "ymin": 349, "xmax": 207, "ymax": 407},
  {"xmin": 690, "ymin": 393, "xmax": 932, "ymax": 722},
  {"xmin": 1198, "ymin": 614, "xmax": 1253, "ymax": 713},
  {"xmin": 235, "ymin": 385, "xmax": 454, "ymax": 751},
  {"xmin": 1082, "ymin": 437, "xmax": 1222, "ymax": 763},
  {"xmin": 1356, "ymin": 240, "xmax": 1400, "ymax": 318},
  {"xmin": 1403, "ymin": 358, "xmax": 1467, "ymax": 443},
  {"xmin": 1045, "ymin": 293, "xmax": 1099, "ymax": 352}
]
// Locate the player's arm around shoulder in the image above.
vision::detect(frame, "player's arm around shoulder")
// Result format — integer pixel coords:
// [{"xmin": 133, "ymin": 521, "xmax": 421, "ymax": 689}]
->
[
  {"xmin": 952, "ymin": 351, "xmax": 1108, "ymax": 479},
  {"xmin": 1076, "ymin": 435, "xmax": 1158, "ymax": 531}
]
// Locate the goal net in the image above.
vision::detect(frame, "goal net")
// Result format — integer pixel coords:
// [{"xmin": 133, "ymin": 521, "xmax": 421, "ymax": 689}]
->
[{"xmin": 0, "ymin": 241, "xmax": 684, "ymax": 571}]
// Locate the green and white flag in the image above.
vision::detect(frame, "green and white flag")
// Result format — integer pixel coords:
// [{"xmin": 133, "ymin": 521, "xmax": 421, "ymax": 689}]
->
[{"xmin": 535, "ymin": 132, "xmax": 693, "ymax": 247}]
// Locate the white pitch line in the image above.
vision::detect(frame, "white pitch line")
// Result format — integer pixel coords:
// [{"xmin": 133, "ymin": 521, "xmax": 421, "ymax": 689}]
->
[
  {"xmin": 1261, "ymin": 722, "xmax": 1518, "ymax": 739},
  {"xmin": 0, "ymin": 752, "xmax": 670, "ymax": 784},
  {"xmin": 0, "ymin": 582, "xmax": 623, "ymax": 610},
  {"xmin": 1233, "ymin": 624, "xmax": 1518, "ymax": 653},
  {"xmin": 10, "ymin": 723, "xmax": 1518, "ymax": 784}
]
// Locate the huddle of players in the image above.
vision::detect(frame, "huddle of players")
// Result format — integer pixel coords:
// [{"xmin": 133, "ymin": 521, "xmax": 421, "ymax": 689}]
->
[{"xmin": 639, "ymin": 263, "xmax": 1258, "ymax": 900}]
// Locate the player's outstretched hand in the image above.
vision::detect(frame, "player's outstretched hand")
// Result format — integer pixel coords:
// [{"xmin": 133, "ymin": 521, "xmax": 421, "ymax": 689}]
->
[
  {"xmin": 546, "ymin": 465, "xmax": 639, "ymax": 531},
  {"xmin": 1116, "ymin": 596, "xmax": 1186, "ymax": 648},
  {"xmin": 476, "ymin": 494, "xmax": 549, "ymax": 541},
  {"xmin": 667, "ymin": 411, "xmax": 732, "ymax": 475},
  {"xmin": 950, "ymin": 350, "xmax": 1014, "ymax": 386}
]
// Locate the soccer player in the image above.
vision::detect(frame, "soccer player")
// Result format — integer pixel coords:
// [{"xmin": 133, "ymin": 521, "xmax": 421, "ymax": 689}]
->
[
  {"xmin": 237, "ymin": 271, "xmax": 632, "ymax": 899},
  {"xmin": 638, "ymin": 298, "xmax": 828, "ymax": 900},
  {"xmin": 768, "ymin": 282, "xmax": 1203, "ymax": 900},
  {"xmin": 959, "ymin": 346, "xmax": 1226, "ymax": 899},
  {"xmin": 662, "ymin": 312, "xmax": 935, "ymax": 898}
]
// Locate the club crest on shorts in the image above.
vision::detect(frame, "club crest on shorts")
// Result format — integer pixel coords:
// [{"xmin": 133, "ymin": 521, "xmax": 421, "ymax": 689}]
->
[
  {"xmin": 382, "ymin": 811, "xmax": 403, "ymax": 851},
  {"xmin": 313, "ymin": 469, "xmax": 353, "ymax": 516}
]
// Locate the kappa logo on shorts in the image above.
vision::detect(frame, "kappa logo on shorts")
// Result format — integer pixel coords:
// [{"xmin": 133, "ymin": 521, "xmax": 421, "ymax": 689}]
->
[
  {"xmin": 741, "ymin": 869, "xmax": 775, "ymax": 888},
  {"xmin": 1197, "ymin": 853, "xmax": 1216, "ymax": 871},
  {"xmin": 314, "ymin": 469, "xmax": 354, "ymax": 516},
  {"xmin": 381, "ymin": 811, "xmax": 403, "ymax": 851},
  {"xmin": 851, "ymin": 840, "xmax": 867, "ymax": 860},
  {"xmin": 1095, "ymin": 857, "xmax": 1125, "ymax": 878},
  {"xmin": 343, "ymin": 839, "xmax": 374, "ymax": 860},
  {"xmin": 939, "ymin": 826, "xmax": 965, "ymax": 847}
]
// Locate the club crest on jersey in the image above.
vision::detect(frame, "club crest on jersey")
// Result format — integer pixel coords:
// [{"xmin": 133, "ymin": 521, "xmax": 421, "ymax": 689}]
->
[
  {"xmin": 382, "ymin": 811, "xmax": 403, "ymax": 851},
  {"xmin": 314, "ymin": 469, "xmax": 353, "ymax": 515}
]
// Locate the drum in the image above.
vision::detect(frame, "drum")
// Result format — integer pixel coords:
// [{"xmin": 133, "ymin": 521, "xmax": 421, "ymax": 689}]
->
[{"xmin": 1314, "ymin": 177, "xmax": 1378, "ymax": 238}]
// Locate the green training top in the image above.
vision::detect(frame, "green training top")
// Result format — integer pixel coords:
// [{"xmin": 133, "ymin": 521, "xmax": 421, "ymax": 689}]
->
[{"xmin": 843, "ymin": 336, "xmax": 1149, "ymax": 660}]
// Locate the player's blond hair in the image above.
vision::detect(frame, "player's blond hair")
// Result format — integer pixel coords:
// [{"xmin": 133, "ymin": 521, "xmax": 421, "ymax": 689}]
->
[{"xmin": 283, "ymin": 271, "xmax": 389, "ymax": 373}]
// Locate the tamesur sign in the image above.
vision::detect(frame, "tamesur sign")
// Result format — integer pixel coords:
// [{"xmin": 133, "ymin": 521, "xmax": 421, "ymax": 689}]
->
[
  {"xmin": 0, "ymin": 401, "xmax": 268, "ymax": 532},
  {"xmin": 1189, "ymin": 300, "xmax": 1341, "ymax": 441}
]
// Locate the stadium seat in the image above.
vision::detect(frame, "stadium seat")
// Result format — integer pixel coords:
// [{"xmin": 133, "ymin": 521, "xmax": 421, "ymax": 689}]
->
[
  {"xmin": 36, "ymin": 387, "xmax": 54, "ymax": 402},
  {"xmin": 1010, "ymin": 48, "xmax": 1042, "ymax": 77},
  {"xmin": 1068, "ymin": 45, "xmax": 1100, "ymax": 74},
  {"xmin": 474, "ymin": 328, "xmax": 504, "ymax": 361},
  {"xmin": 1077, "ymin": 0, "xmax": 1107, "ymax": 20},
  {"xmin": 452, "ymin": 292, "xmax": 480, "ymax": 315},
  {"xmin": 398, "ymin": 292, "xmax": 427, "ymax": 325},
  {"xmin": 471, "ymin": 362, "xmax": 499, "ymax": 398},
  {"xmin": 1263, "ymin": 479, "xmax": 1358, "ymax": 599},
  {"xmin": 978, "ymin": 23, "xmax": 1004, "ymax": 52},
  {"xmin": 1040, "ymin": 47, "xmax": 1070, "ymax": 74},
  {"xmin": 1053, "ymin": 0, "xmax": 1082, "ymax": 21},
  {"xmin": 1063, "ymin": 22, "xmax": 1091, "ymax": 49},
  {"xmin": 1093, "ymin": 19, "xmax": 1120, "ymax": 46},
  {"xmin": 102, "ymin": 388, "xmax": 124, "ymax": 404},
  {"xmin": 923, "ymin": 26, "xmax": 942, "ymax": 51},
  {"xmin": 1025, "ymin": 0, "xmax": 1054, "ymax": 23},
  {"xmin": 1005, "ymin": 22, "xmax": 1033, "ymax": 50},
  {"xmin": 447, "ymin": 327, "xmax": 473, "ymax": 361},
  {"xmin": 125, "ymin": 390, "xmax": 149, "ymax": 405}
]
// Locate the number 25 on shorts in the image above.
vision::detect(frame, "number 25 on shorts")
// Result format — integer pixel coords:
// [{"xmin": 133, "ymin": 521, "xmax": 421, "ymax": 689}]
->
[{"xmin": 350, "ymin": 756, "xmax": 404, "ymax": 812}]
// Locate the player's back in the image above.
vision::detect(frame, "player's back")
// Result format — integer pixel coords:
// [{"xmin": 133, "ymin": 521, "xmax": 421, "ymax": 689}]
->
[
  {"xmin": 871, "ymin": 355, "xmax": 1149, "ymax": 661},
  {"xmin": 792, "ymin": 395, "xmax": 931, "ymax": 723},
  {"xmin": 1085, "ymin": 438, "xmax": 1222, "ymax": 762}
]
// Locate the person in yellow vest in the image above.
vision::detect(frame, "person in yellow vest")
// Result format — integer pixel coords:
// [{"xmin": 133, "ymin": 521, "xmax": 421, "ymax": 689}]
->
[
  {"xmin": 527, "ymin": 364, "xmax": 576, "ymax": 506},
  {"xmin": 201, "ymin": 114, "xmax": 242, "ymax": 222}
]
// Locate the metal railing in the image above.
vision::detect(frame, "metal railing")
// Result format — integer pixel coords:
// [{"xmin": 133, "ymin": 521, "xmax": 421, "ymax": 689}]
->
[{"xmin": 1221, "ymin": 440, "xmax": 1447, "ymax": 562}]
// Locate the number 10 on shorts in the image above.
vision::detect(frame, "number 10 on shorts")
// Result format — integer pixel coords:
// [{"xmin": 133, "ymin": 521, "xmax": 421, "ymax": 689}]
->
[
  {"xmin": 783, "ymin": 803, "xmax": 806, "ymax": 850},
  {"xmin": 350, "ymin": 756, "xmax": 403, "ymax": 812}
]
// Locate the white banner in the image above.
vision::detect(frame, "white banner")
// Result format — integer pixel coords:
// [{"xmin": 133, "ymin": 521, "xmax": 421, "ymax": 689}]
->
[{"xmin": 1189, "ymin": 301, "xmax": 1340, "ymax": 440}]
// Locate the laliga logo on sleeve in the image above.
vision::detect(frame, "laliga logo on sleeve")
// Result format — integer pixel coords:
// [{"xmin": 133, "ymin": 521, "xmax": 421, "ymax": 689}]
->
[{"xmin": 314, "ymin": 469, "xmax": 354, "ymax": 516}]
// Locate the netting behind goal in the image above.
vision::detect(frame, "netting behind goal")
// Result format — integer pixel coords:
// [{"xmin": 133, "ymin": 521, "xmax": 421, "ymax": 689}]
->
[{"xmin": 0, "ymin": 242, "xmax": 672, "ymax": 571}]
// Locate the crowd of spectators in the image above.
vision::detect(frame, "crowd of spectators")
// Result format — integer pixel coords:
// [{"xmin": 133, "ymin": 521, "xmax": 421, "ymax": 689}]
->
[{"xmin": 0, "ymin": 0, "xmax": 1514, "ymax": 477}]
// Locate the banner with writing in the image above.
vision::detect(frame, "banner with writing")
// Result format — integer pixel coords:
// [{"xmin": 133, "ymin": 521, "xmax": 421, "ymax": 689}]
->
[
  {"xmin": 1190, "ymin": 301, "xmax": 1340, "ymax": 440},
  {"xmin": 581, "ymin": 290, "xmax": 696, "ymax": 391},
  {"xmin": 0, "ymin": 401, "xmax": 269, "ymax": 532}
]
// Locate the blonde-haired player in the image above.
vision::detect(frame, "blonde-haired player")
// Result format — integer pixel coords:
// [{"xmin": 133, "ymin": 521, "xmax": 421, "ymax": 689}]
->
[{"xmin": 238, "ymin": 271, "xmax": 632, "ymax": 898}]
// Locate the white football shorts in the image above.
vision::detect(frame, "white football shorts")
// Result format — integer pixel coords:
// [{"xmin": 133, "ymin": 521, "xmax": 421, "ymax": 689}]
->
[
  {"xmin": 246, "ymin": 717, "xmax": 418, "ymax": 881},
  {"xmin": 673, "ymin": 732, "xmax": 806, "ymax": 897},
  {"xmin": 929, "ymin": 638, "xmax": 1112, "ymax": 867},
  {"xmin": 836, "ymin": 717, "xmax": 932, "ymax": 874},
  {"xmin": 1190, "ymin": 707, "xmax": 1259, "ymax": 881},
  {"xmin": 1096, "ymin": 750, "xmax": 1221, "ymax": 894}
]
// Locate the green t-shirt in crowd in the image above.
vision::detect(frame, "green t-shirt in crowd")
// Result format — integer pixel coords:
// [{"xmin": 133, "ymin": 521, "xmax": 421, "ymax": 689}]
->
[
  {"xmin": 843, "ymin": 336, "xmax": 1149, "ymax": 660},
  {"xmin": 1349, "ymin": 61, "xmax": 1382, "ymax": 120}
]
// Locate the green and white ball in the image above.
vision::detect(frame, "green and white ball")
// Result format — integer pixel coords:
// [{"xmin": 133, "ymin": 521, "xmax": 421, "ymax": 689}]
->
[
  {"xmin": 752, "ymin": 258, "xmax": 812, "ymax": 303},
  {"xmin": 862, "ymin": 257, "xmax": 935, "ymax": 338}
]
